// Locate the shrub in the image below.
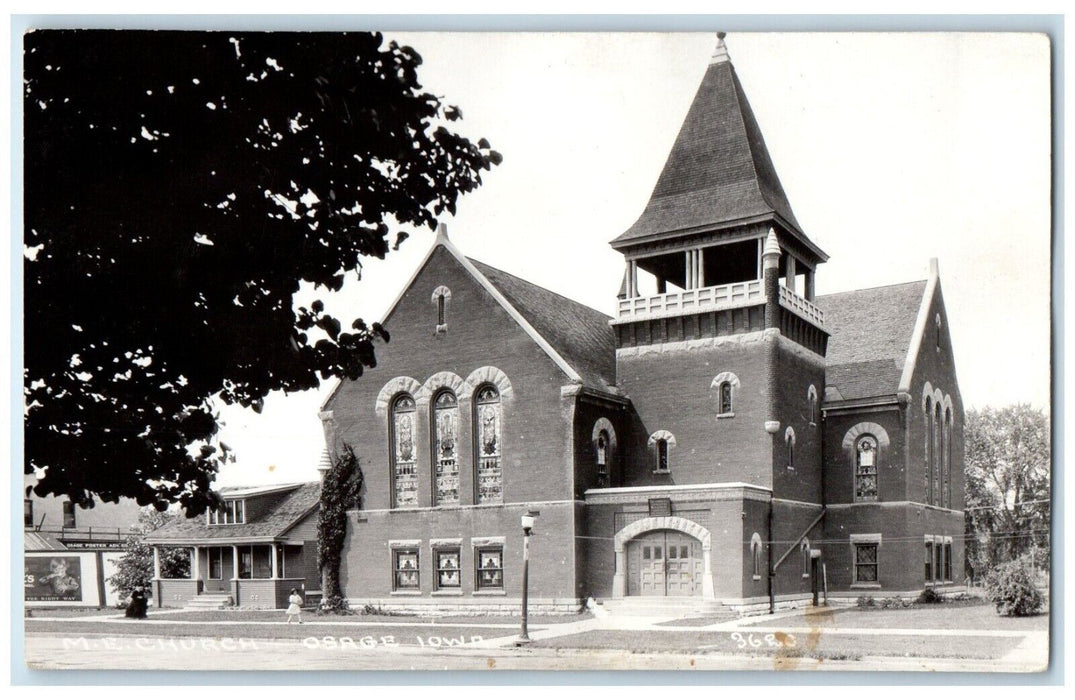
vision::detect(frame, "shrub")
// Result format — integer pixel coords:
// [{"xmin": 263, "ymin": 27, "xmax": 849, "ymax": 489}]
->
[
  {"xmin": 856, "ymin": 596, "xmax": 876, "ymax": 608},
  {"xmin": 917, "ymin": 587, "xmax": 943, "ymax": 605},
  {"xmin": 316, "ymin": 595, "xmax": 355, "ymax": 616},
  {"xmin": 984, "ymin": 556, "xmax": 1045, "ymax": 617},
  {"xmin": 878, "ymin": 597, "xmax": 911, "ymax": 609}
]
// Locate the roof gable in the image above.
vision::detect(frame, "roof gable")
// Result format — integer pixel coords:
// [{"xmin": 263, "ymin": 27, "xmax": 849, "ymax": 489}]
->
[
  {"xmin": 816, "ymin": 280, "xmax": 928, "ymax": 401},
  {"xmin": 612, "ymin": 53, "xmax": 807, "ymax": 250}
]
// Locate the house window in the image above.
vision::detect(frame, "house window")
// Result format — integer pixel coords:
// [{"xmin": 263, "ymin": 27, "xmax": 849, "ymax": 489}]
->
[
  {"xmin": 474, "ymin": 385, "xmax": 503, "ymax": 504},
  {"xmin": 208, "ymin": 548, "xmax": 223, "ymax": 580},
  {"xmin": 718, "ymin": 382, "xmax": 733, "ymax": 415},
  {"xmin": 596, "ymin": 429, "xmax": 611, "ymax": 487},
  {"xmin": 237, "ymin": 545, "xmax": 272, "ymax": 579},
  {"xmin": 476, "ymin": 547, "xmax": 504, "ymax": 590},
  {"xmin": 750, "ymin": 533, "xmax": 763, "ymax": 580},
  {"xmin": 854, "ymin": 435, "xmax": 879, "ymax": 502},
  {"xmin": 62, "ymin": 501, "xmax": 76, "ymax": 528},
  {"xmin": 393, "ymin": 549, "xmax": 420, "ymax": 590},
  {"xmin": 390, "ymin": 394, "xmax": 418, "ymax": 508},
  {"xmin": 854, "ymin": 543, "xmax": 879, "ymax": 584},
  {"xmin": 209, "ymin": 499, "xmax": 245, "ymax": 525},
  {"xmin": 24, "ymin": 499, "xmax": 33, "ymax": 528},
  {"xmin": 434, "ymin": 548, "xmax": 461, "ymax": 590},
  {"xmin": 432, "ymin": 390, "xmax": 460, "ymax": 505}
]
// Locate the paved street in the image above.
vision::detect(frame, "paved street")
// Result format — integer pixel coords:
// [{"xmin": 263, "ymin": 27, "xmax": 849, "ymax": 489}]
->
[{"xmin": 21, "ymin": 605, "xmax": 1049, "ymax": 673}]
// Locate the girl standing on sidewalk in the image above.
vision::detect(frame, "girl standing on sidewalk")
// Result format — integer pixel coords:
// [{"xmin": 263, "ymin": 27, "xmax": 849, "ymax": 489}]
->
[{"xmin": 285, "ymin": 588, "xmax": 303, "ymax": 624}]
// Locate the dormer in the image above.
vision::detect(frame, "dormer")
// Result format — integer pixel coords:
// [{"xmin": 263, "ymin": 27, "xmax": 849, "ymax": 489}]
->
[{"xmin": 207, "ymin": 498, "xmax": 245, "ymax": 525}]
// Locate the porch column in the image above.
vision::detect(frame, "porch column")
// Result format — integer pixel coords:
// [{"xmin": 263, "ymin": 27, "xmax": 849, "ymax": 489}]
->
[
  {"xmin": 785, "ymin": 255, "xmax": 797, "ymax": 290},
  {"xmin": 270, "ymin": 542, "xmax": 279, "ymax": 579},
  {"xmin": 627, "ymin": 260, "xmax": 638, "ymax": 297},
  {"xmin": 232, "ymin": 545, "xmax": 240, "ymax": 579},
  {"xmin": 684, "ymin": 250, "xmax": 694, "ymax": 289},
  {"xmin": 191, "ymin": 546, "xmax": 201, "ymax": 581},
  {"xmin": 696, "ymin": 248, "xmax": 705, "ymax": 288},
  {"xmin": 702, "ymin": 544, "xmax": 715, "ymax": 600},
  {"xmin": 152, "ymin": 546, "xmax": 161, "ymax": 579},
  {"xmin": 804, "ymin": 268, "xmax": 815, "ymax": 301},
  {"xmin": 612, "ymin": 545, "xmax": 626, "ymax": 598}
]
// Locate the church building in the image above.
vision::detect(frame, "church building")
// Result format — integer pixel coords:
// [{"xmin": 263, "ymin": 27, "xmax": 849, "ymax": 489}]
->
[{"xmin": 319, "ymin": 35, "xmax": 965, "ymax": 614}]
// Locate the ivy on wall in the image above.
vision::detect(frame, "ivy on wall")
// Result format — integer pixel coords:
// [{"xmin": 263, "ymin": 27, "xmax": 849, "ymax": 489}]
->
[{"xmin": 317, "ymin": 444, "xmax": 363, "ymax": 613}]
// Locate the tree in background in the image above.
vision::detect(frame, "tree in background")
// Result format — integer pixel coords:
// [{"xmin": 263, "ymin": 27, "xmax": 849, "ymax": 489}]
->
[
  {"xmin": 107, "ymin": 509, "xmax": 191, "ymax": 599},
  {"xmin": 317, "ymin": 445, "xmax": 363, "ymax": 612},
  {"xmin": 964, "ymin": 405, "xmax": 1050, "ymax": 581},
  {"xmin": 24, "ymin": 31, "xmax": 500, "ymax": 514}
]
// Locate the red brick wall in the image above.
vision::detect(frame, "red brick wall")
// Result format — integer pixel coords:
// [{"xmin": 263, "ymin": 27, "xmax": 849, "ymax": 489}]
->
[
  {"xmin": 770, "ymin": 341, "xmax": 826, "ymax": 504},
  {"xmin": 325, "ymin": 245, "xmax": 577, "ymax": 509},
  {"xmin": 615, "ymin": 334, "xmax": 774, "ymax": 488},
  {"xmin": 823, "ymin": 408, "xmax": 905, "ymax": 504},
  {"xmin": 339, "ymin": 502, "xmax": 577, "ymax": 602}
]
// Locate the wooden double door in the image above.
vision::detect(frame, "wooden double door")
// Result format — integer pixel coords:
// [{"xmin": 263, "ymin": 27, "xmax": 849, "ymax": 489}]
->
[{"xmin": 626, "ymin": 530, "xmax": 703, "ymax": 597}]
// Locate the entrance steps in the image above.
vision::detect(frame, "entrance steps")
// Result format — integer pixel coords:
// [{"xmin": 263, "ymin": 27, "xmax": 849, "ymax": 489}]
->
[
  {"xmin": 185, "ymin": 592, "xmax": 233, "ymax": 610},
  {"xmin": 597, "ymin": 597, "xmax": 734, "ymax": 619}
]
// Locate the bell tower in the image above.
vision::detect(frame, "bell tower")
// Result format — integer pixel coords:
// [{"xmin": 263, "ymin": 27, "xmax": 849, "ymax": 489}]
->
[{"xmin": 612, "ymin": 34, "xmax": 828, "ymax": 496}]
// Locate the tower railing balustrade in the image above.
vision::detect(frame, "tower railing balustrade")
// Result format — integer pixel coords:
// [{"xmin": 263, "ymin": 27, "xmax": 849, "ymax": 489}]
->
[{"xmin": 615, "ymin": 278, "xmax": 826, "ymax": 328}]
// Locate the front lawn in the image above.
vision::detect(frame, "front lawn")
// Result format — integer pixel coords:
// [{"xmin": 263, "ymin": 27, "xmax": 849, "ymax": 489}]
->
[
  {"xmin": 530, "ymin": 629, "xmax": 1023, "ymax": 660},
  {"xmin": 25, "ymin": 607, "xmax": 124, "ymax": 618},
  {"xmin": 742, "ymin": 601, "xmax": 1049, "ymax": 632}
]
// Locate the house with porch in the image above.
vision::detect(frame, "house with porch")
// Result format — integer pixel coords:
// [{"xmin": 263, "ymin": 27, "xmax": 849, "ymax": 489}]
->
[{"xmin": 145, "ymin": 481, "xmax": 322, "ymax": 609}]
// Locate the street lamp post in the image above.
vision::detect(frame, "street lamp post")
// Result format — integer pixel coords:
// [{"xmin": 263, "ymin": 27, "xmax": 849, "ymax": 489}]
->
[{"xmin": 516, "ymin": 511, "xmax": 538, "ymax": 646}]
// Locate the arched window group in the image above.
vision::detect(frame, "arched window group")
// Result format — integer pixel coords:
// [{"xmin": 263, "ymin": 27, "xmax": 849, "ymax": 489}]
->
[
  {"xmin": 387, "ymin": 381, "xmax": 505, "ymax": 508},
  {"xmin": 923, "ymin": 386, "xmax": 954, "ymax": 509}
]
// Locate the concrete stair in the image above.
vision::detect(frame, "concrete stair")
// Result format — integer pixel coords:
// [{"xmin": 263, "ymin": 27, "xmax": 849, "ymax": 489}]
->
[
  {"xmin": 597, "ymin": 597, "xmax": 734, "ymax": 619},
  {"xmin": 185, "ymin": 592, "xmax": 233, "ymax": 610}
]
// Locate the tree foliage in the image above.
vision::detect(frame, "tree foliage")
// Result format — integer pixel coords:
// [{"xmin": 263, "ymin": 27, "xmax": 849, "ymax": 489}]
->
[
  {"xmin": 964, "ymin": 405, "xmax": 1050, "ymax": 577},
  {"xmin": 317, "ymin": 444, "xmax": 363, "ymax": 608},
  {"xmin": 107, "ymin": 508, "xmax": 191, "ymax": 599},
  {"xmin": 24, "ymin": 31, "xmax": 499, "ymax": 512}
]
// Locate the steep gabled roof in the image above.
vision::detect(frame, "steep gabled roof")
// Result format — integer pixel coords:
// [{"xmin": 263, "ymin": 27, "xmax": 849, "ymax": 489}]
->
[
  {"xmin": 612, "ymin": 41, "xmax": 814, "ymax": 256},
  {"xmin": 815, "ymin": 280, "xmax": 928, "ymax": 401},
  {"xmin": 145, "ymin": 481, "xmax": 321, "ymax": 544},
  {"xmin": 468, "ymin": 259, "xmax": 617, "ymax": 391}
]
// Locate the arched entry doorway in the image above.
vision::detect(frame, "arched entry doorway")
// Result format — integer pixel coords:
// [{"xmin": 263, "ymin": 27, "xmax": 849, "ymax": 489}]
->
[
  {"xmin": 612, "ymin": 516, "xmax": 714, "ymax": 600},
  {"xmin": 626, "ymin": 529, "xmax": 703, "ymax": 596}
]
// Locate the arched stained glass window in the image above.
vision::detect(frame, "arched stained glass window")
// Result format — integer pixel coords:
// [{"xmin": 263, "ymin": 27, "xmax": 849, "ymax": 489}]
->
[
  {"xmin": 596, "ymin": 429, "xmax": 610, "ymax": 487},
  {"xmin": 390, "ymin": 394, "xmax": 418, "ymax": 507},
  {"xmin": 855, "ymin": 434, "xmax": 879, "ymax": 502},
  {"xmin": 433, "ymin": 390, "xmax": 460, "ymax": 506},
  {"xmin": 934, "ymin": 402, "xmax": 942, "ymax": 506},
  {"xmin": 945, "ymin": 409, "xmax": 953, "ymax": 508},
  {"xmin": 475, "ymin": 385, "xmax": 503, "ymax": 504},
  {"xmin": 925, "ymin": 397, "xmax": 933, "ymax": 504}
]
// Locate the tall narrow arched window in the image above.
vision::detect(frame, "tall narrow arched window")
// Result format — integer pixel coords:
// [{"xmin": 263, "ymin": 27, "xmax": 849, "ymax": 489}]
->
[
  {"xmin": 801, "ymin": 539, "xmax": 811, "ymax": 578},
  {"xmin": 432, "ymin": 390, "xmax": 460, "ymax": 506},
  {"xmin": 945, "ymin": 408, "xmax": 953, "ymax": 508},
  {"xmin": 925, "ymin": 397, "xmax": 934, "ymax": 504},
  {"xmin": 934, "ymin": 402, "xmax": 942, "ymax": 506},
  {"xmin": 807, "ymin": 385, "xmax": 819, "ymax": 425},
  {"xmin": 431, "ymin": 285, "xmax": 451, "ymax": 333},
  {"xmin": 474, "ymin": 385, "xmax": 503, "ymax": 504},
  {"xmin": 390, "ymin": 394, "xmax": 418, "ymax": 507},
  {"xmin": 596, "ymin": 429, "xmax": 611, "ymax": 487},
  {"xmin": 438, "ymin": 295, "xmax": 446, "ymax": 326},
  {"xmin": 719, "ymin": 382, "xmax": 733, "ymax": 415},
  {"xmin": 656, "ymin": 439, "xmax": 669, "ymax": 472},
  {"xmin": 750, "ymin": 533, "xmax": 763, "ymax": 580},
  {"xmin": 785, "ymin": 427, "xmax": 796, "ymax": 470},
  {"xmin": 854, "ymin": 434, "xmax": 879, "ymax": 502}
]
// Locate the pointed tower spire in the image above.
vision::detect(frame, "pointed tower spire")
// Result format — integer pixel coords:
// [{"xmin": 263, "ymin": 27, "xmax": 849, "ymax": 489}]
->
[
  {"xmin": 611, "ymin": 35, "xmax": 827, "ymax": 266},
  {"xmin": 709, "ymin": 32, "xmax": 730, "ymax": 65}
]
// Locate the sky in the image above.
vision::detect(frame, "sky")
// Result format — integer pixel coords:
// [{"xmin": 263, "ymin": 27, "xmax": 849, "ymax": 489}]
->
[{"xmin": 194, "ymin": 32, "xmax": 1052, "ymax": 487}]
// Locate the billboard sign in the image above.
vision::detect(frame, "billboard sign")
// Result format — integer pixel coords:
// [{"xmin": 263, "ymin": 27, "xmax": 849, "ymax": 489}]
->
[{"xmin": 25, "ymin": 556, "xmax": 84, "ymax": 601}]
